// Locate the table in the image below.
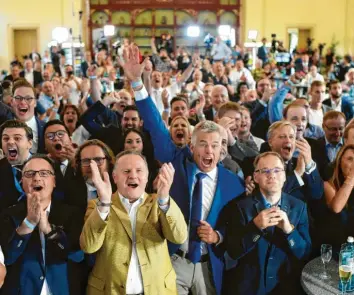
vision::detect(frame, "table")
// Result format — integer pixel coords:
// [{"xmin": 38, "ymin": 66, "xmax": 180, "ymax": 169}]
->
[{"xmin": 301, "ymin": 257, "xmax": 341, "ymax": 295}]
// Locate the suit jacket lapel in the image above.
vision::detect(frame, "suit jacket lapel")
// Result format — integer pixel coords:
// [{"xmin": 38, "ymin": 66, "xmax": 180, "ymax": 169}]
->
[
  {"xmin": 254, "ymin": 192, "xmax": 265, "ymax": 215},
  {"xmin": 136, "ymin": 193, "xmax": 154, "ymax": 237},
  {"xmin": 206, "ymin": 167, "xmax": 223, "ymax": 227},
  {"xmin": 111, "ymin": 192, "xmax": 133, "ymax": 241},
  {"xmin": 186, "ymin": 159, "xmax": 197, "ymax": 201}
]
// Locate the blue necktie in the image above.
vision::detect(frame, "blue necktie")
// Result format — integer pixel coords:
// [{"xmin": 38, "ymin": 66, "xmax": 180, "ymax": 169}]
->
[{"xmin": 188, "ymin": 172, "xmax": 207, "ymax": 264}]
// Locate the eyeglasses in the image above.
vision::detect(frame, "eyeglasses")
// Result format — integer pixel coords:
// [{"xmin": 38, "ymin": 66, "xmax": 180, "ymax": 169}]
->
[
  {"xmin": 45, "ymin": 130, "xmax": 68, "ymax": 141},
  {"xmin": 23, "ymin": 170, "xmax": 54, "ymax": 178},
  {"xmin": 80, "ymin": 157, "xmax": 107, "ymax": 167},
  {"xmin": 255, "ymin": 167, "xmax": 285, "ymax": 175},
  {"xmin": 323, "ymin": 124, "xmax": 345, "ymax": 132},
  {"xmin": 13, "ymin": 96, "xmax": 35, "ymax": 103}
]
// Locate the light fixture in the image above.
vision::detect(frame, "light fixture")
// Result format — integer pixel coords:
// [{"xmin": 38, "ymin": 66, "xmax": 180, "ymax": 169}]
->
[
  {"xmin": 218, "ymin": 25, "xmax": 231, "ymax": 37},
  {"xmin": 104, "ymin": 25, "xmax": 115, "ymax": 37},
  {"xmin": 52, "ymin": 27, "xmax": 69, "ymax": 44},
  {"xmin": 187, "ymin": 26, "xmax": 200, "ymax": 37},
  {"xmin": 248, "ymin": 30, "xmax": 258, "ymax": 41}
]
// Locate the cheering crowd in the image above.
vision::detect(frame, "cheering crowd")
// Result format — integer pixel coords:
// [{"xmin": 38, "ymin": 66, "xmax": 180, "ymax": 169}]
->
[{"xmin": 0, "ymin": 37, "xmax": 354, "ymax": 295}]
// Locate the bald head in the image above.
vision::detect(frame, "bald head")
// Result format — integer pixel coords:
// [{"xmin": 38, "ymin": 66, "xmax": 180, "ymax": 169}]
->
[
  {"xmin": 42, "ymin": 81, "xmax": 54, "ymax": 97},
  {"xmin": 211, "ymin": 85, "xmax": 229, "ymax": 111}
]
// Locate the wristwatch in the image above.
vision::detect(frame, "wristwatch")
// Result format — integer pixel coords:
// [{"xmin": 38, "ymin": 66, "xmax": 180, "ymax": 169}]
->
[{"xmin": 97, "ymin": 200, "xmax": 112, "ymax": 207}]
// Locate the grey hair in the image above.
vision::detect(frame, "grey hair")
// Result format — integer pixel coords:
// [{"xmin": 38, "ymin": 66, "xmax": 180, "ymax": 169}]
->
[
  {"xmin": 267, "ymin": 120, "xmax": 296, "ymax": 140},
  {"xmin": 191, "ymin": 120, "xmax": 222, "ymax": 145}
]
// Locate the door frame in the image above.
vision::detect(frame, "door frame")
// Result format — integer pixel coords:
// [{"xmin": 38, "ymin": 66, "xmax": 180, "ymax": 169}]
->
[
  {"xmin": 8, "ymin": 24, "xmax": 40, "ymax": 64},
  {"xmin": 285, "ymin": 25, "xmax": 315, "ymax": 52}
]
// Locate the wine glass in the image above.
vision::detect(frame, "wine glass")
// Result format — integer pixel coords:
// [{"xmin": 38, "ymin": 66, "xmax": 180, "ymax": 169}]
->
[
  {"xmin": 339, "ymin": 250, "xmax": 352, "ymax": 295},
  {"xmin": 320, "ymin": 244, "xmax": 332, "ymax": 279}
]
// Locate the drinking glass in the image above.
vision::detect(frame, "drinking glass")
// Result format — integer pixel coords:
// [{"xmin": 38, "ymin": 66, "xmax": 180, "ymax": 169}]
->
[
  {"xmin": 339, "ymin": 250, "xmax": 352, "ymax": 295},
  {"xmin": 320, "ymin": 244, "xmax": 332, "ymax": 279}
]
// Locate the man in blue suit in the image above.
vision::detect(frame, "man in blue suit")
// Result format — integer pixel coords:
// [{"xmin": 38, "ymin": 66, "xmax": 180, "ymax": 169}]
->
[
  {"xmin": 121, "ymin": 44, "xmax": 244, "ymax": 295},
  {"xmin": 0, "ymin": 154, "xmax": 84, "ymax": 295},
  {"xmin": 323, "ymin": 80, "xmax": 354, "ymax": 122},
  {"xmin": 224, "ymin": 152, "xmax": 311, "ymax": 295}
]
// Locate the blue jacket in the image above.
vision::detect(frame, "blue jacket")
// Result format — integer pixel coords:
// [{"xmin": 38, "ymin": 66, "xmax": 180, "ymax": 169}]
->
[
  {"xmin": 268, "ymin": 86, "xmax": 325, "ymax": 139},
  {"xmin": 322, "ymin": 96, "xmax": 354, "ymax": 122},
  {"xmin": 0, "ymin": 200, "xmax": 84, "ymax": 295},
  {"xmin": 224, "ymin": 192, "xmax": 311, "ymax": 295},
  {"xmin": 135, "ymin": 96, "xmax": 245, "ymax": 295}
]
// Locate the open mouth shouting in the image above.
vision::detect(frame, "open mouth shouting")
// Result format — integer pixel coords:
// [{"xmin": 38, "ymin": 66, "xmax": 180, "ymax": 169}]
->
[
  {"xmin": 281, "ymin": 143, "xmax": 293, "ymax": 157},
  {"xmin": 127, "ymin": 182, "xmax": 138, "ymax": 189},
  {"xmin": 201, "ymin": 157, "xmax": 213, "ymax": 169},
  {"xmin": 67, "ymin": 118, "xmax": 74, "ymax": 124},
  {"xmin": 7, "ymin": 147, "xmax": 18, "ymax": 160},
  {"xmin": 54, "ymin": 143, "xmax": 62, "ymax": 151},
  {"xmin": 18, "ymin": 106, "xmax": 29, "ymax": 116},
  {"xmin": 32, "ymin": 185, "xmax": 44, "ymax": 192}
]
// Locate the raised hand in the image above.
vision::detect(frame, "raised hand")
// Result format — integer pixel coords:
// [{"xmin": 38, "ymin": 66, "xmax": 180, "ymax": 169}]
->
[
  {"xmin": 38, "ymin": 206, "xmax": 51, "ymax": 234},
  {"xmin": 295, "ymin": 154, "xmax": 306, "ymax": 177},
  {"xmin": 86, "ymin": 64, "xmax": 99, "ymax": 78},
  {"xmin": 90, "ymin": 160, "xmax": 112, "ymax": 203},
  {"xmin": 26, "ymin": 193, "xmax": 41, "ymax": 225},
  {"xmin": 103, "ymin": 93, "xmax": 120, "ymax": 107},
  {"xmin": 156, "ymin": 163, "xmax": 175, "ymax": 200},
  {"xmin": 261, "ymin": 87, "xmax": 276, "ymax": 102},
  {"xmin": 245, "ymin": 176, "xmax": 255, "ymax": 195},
  {"xmin": 162, "ymin": 89, "xmax": 169, "ymax": 109},
  {"xmin": 195, "ymin": 94, "xmax": 206, "ymax": 115},
  {"xmin": 296, "ymin": 138, "xmax": 312, "ymax": 166},
  {"xmin": 120, "ymin": 45, "xmax": 148, "ymax": 82}
]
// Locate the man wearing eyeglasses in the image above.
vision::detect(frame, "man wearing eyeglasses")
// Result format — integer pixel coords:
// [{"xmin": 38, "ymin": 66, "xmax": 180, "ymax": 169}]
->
[
  {"xmin": 0, "ymin": 154, "xmax": 84, "ymax": 295},
  {"xmin": 10, "ymin": 79, "xmax": 46, "ymax": 153},
  {"xmin": 309, "ymin": 111, "xmax": 346, "ymax": 180},
  {"xmin": 66, "ymin": 139, "xmax": 116, "ymax": 212},
  {"xmin": 43, "ymin": 120, "xmax": 77, "ymax": 201},
  {"xmin": 223, "ymin": 152, "xmax": 311, "ymax": 295}
]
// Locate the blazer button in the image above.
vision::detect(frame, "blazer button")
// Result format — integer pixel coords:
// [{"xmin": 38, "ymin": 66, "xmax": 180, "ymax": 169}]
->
[
  {"xmin": 40, "ymin": 276, "xmax": 44, "ymax": 280},
  {"xmin": 123, "ymin": 262, "xmax": 128, "ymax": 266},
  {"xmin": 120, "ymin": 285, "xmax": 125, "ymax": 289}
]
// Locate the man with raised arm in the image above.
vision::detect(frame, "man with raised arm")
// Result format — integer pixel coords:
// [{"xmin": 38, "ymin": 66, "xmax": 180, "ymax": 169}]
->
[{"xmin": 120, "ymin": 44, "xmax": 244, "ymax": 295}]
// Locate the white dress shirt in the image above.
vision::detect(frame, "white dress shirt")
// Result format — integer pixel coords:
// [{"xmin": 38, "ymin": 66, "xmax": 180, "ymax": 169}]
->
[
  {"xmin": 97, "ymin": 193, "xmax": 170, "ymax": 294},
  {"xmin": 24, "ymin": 70, "xmax": 34, "ymax": 86},
  {"xmin": 330, "ymin": 98, "xmax": 342, "ymax": 112},
  {"xmin": 72, "ymin": 125, "xmax": 91, "ymax": 147},
  {"xmin": 180, "ymin": 167, "xmax": 218, "ymax": 255},
  {"xmin": 98, "ymin": 194, "xmax": 144, "ymax": 294},
  {"xmin": 25, "ymin": 116, "xmax": 39, "ymax": 153},
  {"xmin": 308, "ymin": 108, "xmax": 324, "ymax": 127},
  {"xmin": 39, "ymin": 203, "xmax": 52, "ymax": 295},
  {"xmin": 229, "ymin": 68, "xmax": 256, "ymax": 91},
  {"xmin": 150, "ymin": 87, "xmax": 164, "ymax": 114}
]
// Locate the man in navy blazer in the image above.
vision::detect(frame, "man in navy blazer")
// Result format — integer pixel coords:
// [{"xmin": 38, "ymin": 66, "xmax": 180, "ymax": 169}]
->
[
  {"xmin": 323, "ymin": 80, "xmax": 354, "ymax": 121},
  {"xmin": 122, "ymin": 45, "xmax": 244, "ymax": 295},
  {"xmin": 0, "ymin": 154, "xmax": 84, "ymax": 295},
  {"xmin": 224, "ymin": 152, "xmax": 311, "ymax": 295}
]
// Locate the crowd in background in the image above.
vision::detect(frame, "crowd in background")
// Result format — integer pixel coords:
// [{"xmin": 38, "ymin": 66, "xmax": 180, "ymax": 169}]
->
[{"xmin": 0, "ymin": 35, "xmax": 353, "ymax": 294}]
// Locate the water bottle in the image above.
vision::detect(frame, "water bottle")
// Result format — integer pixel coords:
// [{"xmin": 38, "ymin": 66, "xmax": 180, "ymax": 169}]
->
[
  {"xmin": 339, "ymin": 237, "xmax": 354, "ymax": 292},
  {"xmin": 348, "ymin": 237, "xmax": 354, "ymax": 291}
]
